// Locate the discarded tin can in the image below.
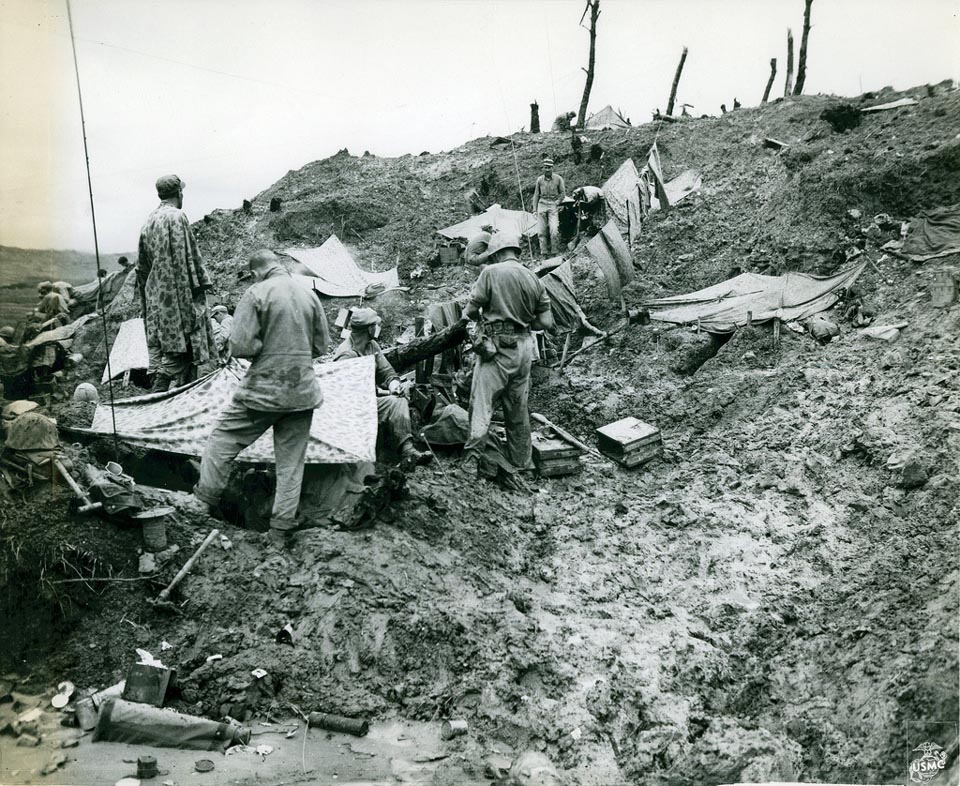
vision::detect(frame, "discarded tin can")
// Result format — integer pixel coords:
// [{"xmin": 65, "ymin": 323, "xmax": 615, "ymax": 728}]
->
[
  {"xmin": 441, "ymin": 719, "xmax": 468, "ymax": 740},
  {"xmin": 134, "ymin": 507, "xmax": 173, "ymax": 552},
  {"xmin": 74, "ymin": 695, "xmax": 98, "ymax": 731},
  {"xmin": 306, "ymin": 711, "xmax": 369, "ymax": 737},
  {"xmin": 136, "ymin": 756, "xmax": 158, "ymax": 779}
]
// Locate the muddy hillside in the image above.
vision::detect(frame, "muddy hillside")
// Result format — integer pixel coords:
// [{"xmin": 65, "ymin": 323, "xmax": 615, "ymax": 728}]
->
[{"xmin": 2, "ymin": 82, "xmax": 958, "ymax": 786}]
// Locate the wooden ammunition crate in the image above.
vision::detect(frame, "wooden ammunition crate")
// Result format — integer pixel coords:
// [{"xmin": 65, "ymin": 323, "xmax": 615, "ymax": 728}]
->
[
  {"xmin": 532, "ymin": 432, "xmax": 582, "ymax": 477},
  {"xmin": 596, "ymin": 417, "xmax": 662, "ymax": 467}
]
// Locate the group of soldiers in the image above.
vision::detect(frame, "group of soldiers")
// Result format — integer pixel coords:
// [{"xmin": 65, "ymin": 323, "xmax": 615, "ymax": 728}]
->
[
  {"xmin": 135, "ymin": 173, "xmax": 558, "ymax": 545},
  {"xmin": 0, "ymin": 281, "xmax": 75, "ymax": 349}
]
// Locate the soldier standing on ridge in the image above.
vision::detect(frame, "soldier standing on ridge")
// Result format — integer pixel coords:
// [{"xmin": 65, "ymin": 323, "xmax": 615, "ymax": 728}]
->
[
  {"xmin": 137, "ymin": 174, "xmax": 217, "ymax": 391},
  {"xmin": 532, "ymin": 158, "xmax": 566, "ymax": 257}
]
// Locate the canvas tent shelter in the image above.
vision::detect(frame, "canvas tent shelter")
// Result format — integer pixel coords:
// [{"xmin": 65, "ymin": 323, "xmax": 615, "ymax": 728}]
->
[
  {"xmin": 437, "ymin": 204, "xmax": 538, "ymax": 242},
  {"xmin": 285, "ymin": 235, "xmax": 399, "ymax": 298},
  {"xmin": 901, "ymin": 203, "xmax": 960, "ymax": 261},
  {"xmin": 585, "ymin": 105, "xmax": 630, "ymax": 130},
  {"xmin": 83, "ymin": 356, "xmax": 378, "ymax": 464},
  {"xmin": 102, "ymin": 318, "xmax": 149, "ymax": 383},
  {"xmin": 643, "ymin": 261, "xmax": 867, "ymax": 333}
]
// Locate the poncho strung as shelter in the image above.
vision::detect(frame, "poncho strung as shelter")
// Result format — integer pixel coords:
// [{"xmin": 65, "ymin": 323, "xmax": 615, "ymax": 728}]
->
[{"xmin": 137, "ymin": 203, "xmax": 216, "ymax": 367}]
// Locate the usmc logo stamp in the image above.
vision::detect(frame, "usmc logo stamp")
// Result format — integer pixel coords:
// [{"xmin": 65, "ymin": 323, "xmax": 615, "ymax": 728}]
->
[{"xmin": 909, "ymin": 741, "xmax": 948, "ymax": 783}]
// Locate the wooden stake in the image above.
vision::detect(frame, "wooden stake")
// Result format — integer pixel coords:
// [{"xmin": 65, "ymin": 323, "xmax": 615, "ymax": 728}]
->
[
  {"xmin": 666, "ymin": 46, "xmax": 688, "ymax": 117},
  {"xmin": 560, "ymin": 332, "xmax": 572, "ymax": 369},
  {"xmin": 414, "ymin": 317, "xmax": 427, "ymax": 384}
]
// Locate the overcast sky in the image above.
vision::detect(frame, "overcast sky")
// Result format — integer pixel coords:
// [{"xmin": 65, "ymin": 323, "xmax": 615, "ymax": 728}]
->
[{"xmin": 1, "ymin": 0, "xmax": 957, "ymax": 253}]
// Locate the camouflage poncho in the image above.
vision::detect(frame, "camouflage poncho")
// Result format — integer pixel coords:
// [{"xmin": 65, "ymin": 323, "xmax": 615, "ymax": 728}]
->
[{"xmin": 136, "ymin": 202, "xmax": 215, "ymax": 362}]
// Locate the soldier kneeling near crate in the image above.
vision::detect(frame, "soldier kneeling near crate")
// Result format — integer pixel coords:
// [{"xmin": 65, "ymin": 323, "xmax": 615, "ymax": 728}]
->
[{"xmin": 333, "ymin": 308, "xmax": 432, "ymax": 470}]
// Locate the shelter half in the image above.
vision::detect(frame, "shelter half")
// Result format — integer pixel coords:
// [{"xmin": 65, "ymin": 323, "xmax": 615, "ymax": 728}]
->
[
  {"xmin": 438, "ymin": 204, "xmax": 538, "ymax": 242},
  {"xmin": 643, "ymin": 261, "xmax": 867, "ymax": 333},
  {"xmin": 585, "ymin": 105, "xmax": 630, "ymax": 130},
  {"xmin": 83, "ymin": 356, "xmax": 378, "ymax": 464},
  {"xmin": 285, "ymin": 234, "xmax": 399, "ymax": 298}
]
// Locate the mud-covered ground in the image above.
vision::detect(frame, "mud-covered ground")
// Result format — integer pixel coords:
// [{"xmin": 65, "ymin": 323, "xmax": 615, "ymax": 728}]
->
[{"xmin": 2, "ymin": 84, "xmax": 958, "ymax": 785}]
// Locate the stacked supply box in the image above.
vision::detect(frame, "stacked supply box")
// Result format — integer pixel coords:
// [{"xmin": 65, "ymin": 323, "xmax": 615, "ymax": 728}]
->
[
  {"xmin": 532, "ymin": 431, "xmax": 583, "ymax": 477},
  {"xmin": 595, "ymin": 417, "xmax": 662, "ymax": 468}
]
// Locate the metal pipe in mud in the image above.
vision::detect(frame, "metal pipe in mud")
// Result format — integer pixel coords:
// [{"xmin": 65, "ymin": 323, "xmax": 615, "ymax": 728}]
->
[{"xmin": 307, "ymin": 712, "xmax": 369, "ymax": 737}]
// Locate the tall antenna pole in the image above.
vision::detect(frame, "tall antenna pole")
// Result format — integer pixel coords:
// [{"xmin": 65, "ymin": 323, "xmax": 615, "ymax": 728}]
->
[{"xmin": 66, "ymin": 0, "xmax": 119, "ymax": 457}]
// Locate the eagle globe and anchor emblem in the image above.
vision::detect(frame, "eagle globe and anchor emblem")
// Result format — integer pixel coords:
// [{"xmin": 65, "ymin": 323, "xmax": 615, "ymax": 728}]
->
[{"xmin": 909, "ymin": 741, "xmax": 948, "ymax": 783}]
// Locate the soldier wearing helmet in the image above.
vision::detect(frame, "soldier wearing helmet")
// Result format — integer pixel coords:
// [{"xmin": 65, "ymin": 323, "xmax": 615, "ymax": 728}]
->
[{"xmin": 462, "ymin": 228, "xmax": 554, "ymax": 482}]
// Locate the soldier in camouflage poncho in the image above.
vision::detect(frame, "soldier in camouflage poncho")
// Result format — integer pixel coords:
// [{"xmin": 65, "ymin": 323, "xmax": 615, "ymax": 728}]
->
[{"xmin": 137, "ymin": 174, "xmax": 216, "ymax": 391}]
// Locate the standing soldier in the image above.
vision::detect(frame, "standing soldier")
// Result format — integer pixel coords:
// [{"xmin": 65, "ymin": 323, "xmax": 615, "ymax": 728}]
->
[
  {"xmin": 137, "ymin": 174, "xmax": 216, "ymax": 391},
  {"xmin": 463, "ymin": 230, "xmax": 554, "ymax": 485},
  {"xmin": 532, "ymin": 158, "xmax": 566, "ymax": 257},
  {"xmin": 191, "ymin": 250, "xmax": 330, "ymax": 546}
]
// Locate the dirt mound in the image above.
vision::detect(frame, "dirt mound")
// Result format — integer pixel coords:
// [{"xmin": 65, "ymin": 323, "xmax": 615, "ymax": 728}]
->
[{"xmin": 5, "ymin": 83, "xmax": 959, "ymax": 785}]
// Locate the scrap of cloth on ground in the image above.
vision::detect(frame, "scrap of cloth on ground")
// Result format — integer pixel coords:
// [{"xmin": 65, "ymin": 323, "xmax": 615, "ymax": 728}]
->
[
  {"xmin": 437, "ymin": 204, "xmax": 538, "ymax": 241},
  {"xmin": 643, "ymin": 261, "xmax": 867, "ymax": 333},
  {"xmin": 285, "ymin": 234, "xmax": 399, "ymax": 297},
  {"xmin": 102, "ymin": 317, "xmax": 149, "ymax": 383},
  {"xmin": 901, "ymin": 203, "xmax": 960, "ymax": 261},
  {"xmin": 85, "ymin": 356, "xmax": 377, "ymax": 463}
]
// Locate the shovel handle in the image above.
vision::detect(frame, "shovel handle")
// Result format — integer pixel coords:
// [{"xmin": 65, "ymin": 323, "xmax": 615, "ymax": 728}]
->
[{"xmin": 157, "ymin": 528, "xmax": 219, "ymax": 601}]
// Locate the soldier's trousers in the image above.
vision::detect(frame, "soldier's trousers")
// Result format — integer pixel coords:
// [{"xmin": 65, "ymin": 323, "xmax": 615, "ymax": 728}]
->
[
  {"xmin": 377, "ymin": 395, "xmax": 413, "ymax": 451},
  {"xmin": 195, "ymin": 400, "xmax": 313, "ymax": 531},
  {"xmin": 464, "ymin": 333, "xmax": 535, "ymax": 469},
  {"xmin": 537, "ymin": 204, "xmax": 560, "ymax": 256}
]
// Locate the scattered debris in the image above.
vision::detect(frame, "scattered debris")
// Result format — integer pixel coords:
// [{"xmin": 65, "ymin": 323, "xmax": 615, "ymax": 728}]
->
[
  {"xmin": 136, "ymin": 756, "xmax": 158, "ymax": 779},
  {"xmin": 306, "ymin": 711, "xmax": 369, "ymax": 737},
  {"xmin": 121, "ymin": 661, "xmax": 175, "ymax": 707},
  {"xmin": 440, "ymin": 719, "xmax": 468, "ymax": 740},
  {"xmin": 862, "ymin": 97, "xmax": 918, "ymax": 113},
  {"xmin": 859, "ymin": 322, "xmax": 908, "ymax": 342},
  {"xmin": 149, "ymin": 529, "xmax": 220, "ymax": 612},
  {"xmin": 51, "ymin": 681, "xmax": 75, "ymax": 709},
  {"xmin": 763, "ymin": 137, "xmax": 789, "ymax": 150},
  {"xmin": 94, "ymin": 698, "xmax": 251, "ymax": 750}
]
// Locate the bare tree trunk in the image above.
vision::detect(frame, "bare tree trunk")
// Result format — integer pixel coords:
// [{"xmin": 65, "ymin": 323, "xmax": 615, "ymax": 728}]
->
[
  {"xmin": 793, "ymin": 0, "xmax": 813, "ymax": 95},
  {"xmin": 576, "ymin": 0, "xmax": 600, "ymax": 129},
  {"xmin": 784, "ymin": 28, "xmax": 795, "ymax": 96},
  {"xmin": 761, "ymin": 57, "xmax": 777, "ymax": 104},
  {"xmin": 666, "ymin": 46, "xmax": 688, "ymax": 117},
  {"xmin": 530, "ymin": 102, "xmax": 540, "ymax": 133}
]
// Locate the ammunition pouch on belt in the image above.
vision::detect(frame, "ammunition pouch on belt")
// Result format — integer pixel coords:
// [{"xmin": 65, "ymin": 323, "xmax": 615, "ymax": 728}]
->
[
  {"xmin": 472, "ymin": 321, "xmax": 529, "ymax": 360},
  {"xmin": 470, "ymin": 324, "xmax": 498, "ymax": 362}
]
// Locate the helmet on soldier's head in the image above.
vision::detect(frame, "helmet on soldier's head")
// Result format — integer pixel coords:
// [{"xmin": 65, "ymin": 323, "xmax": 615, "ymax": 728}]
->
[
  {"xmin": 349, "ymin": 308, "xmax": 381, "ymax": 328},
  {"xmin": 484, "ymin": 229, "xmax": 522, "ymax": 258}
]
